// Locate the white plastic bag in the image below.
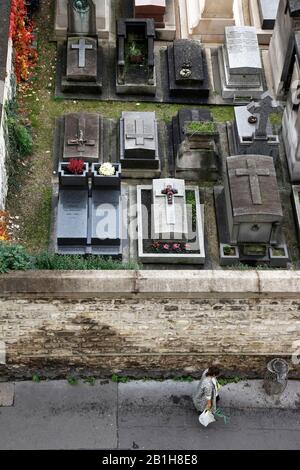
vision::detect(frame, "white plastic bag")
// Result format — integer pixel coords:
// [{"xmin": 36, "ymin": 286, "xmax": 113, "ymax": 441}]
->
[{"xmin": 199, "ymin": 410, "xmax": 216, "ymax": 427}]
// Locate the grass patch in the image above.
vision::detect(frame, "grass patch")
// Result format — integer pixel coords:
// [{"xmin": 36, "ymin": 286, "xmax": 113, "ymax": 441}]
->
[{"xmin": 34, "ymin": 253, "xmax": 139, "ymax": 270}]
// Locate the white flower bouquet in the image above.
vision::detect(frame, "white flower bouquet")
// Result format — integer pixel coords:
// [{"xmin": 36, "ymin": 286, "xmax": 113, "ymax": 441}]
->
[{"xmin": 98, "ymin": 162, "xmax": 116, "ymax": 176}]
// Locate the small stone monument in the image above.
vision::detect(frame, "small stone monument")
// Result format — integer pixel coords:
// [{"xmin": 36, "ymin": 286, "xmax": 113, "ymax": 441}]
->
[
  {"xmin": 134, "ymin": 0, "xmax": 166, "ymax": 28},
  {"xmin": 54, "ymin": 0, "xmax": 111, "ymax": 40},
  {"xmin": 218, "ymin": 26, "xmax": 264, "ymax": 100},
  {"xmin": 214, "ymin": 154, "xmax": 289, "ymax": 267},
  {"xmin": 167, "ymin": 39, "xmax": 209, "ymax": 98},
  {"xmin": 232, "ymin": 91, "xmax": 283, "ymax": 159},
  {"xmin": 119, "ymin": 111, "xmax": 160, "ymax": 178},
  {"xmin": 269, "ymin": 0, "xmax": 300, "ymax": 98}
]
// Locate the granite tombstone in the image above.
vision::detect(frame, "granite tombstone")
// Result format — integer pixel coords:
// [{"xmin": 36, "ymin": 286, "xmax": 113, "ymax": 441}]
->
[
  {"xmin": 62, "ymin": 113, "xmax": 100, "ymax": 162},
  {"xmin": 214, "ymin": 154, "xmax": 289, "ymax": 266},
  {"xmin": 119, "ymin": 111, "xmax": 160, "ymax": 177},
  {"xmin": 167, "ymin": 39, "xmax": 209, "ymax": 98},
  {"xmin": 218, "ymin": 26, "xmax": 264, "ymax": 100},
  {"xmin": 232, "ymin": 91, "xmax": 283, "ymax": 159}
]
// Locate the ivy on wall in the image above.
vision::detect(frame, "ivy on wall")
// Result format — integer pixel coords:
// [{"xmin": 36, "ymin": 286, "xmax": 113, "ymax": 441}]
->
[{"xmin": 9, "ymin": 0, "xmax": 37, "ymax": 82}]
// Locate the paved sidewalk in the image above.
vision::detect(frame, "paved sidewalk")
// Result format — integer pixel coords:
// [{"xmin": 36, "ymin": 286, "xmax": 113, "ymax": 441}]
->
[{"xmin": 0, "ymin": 380, "xmax": 299, "ymax": 450}]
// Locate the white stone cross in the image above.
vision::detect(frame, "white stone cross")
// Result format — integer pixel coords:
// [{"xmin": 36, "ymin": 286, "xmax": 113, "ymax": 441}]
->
[
  {"xmin": 236, "ymin": 159, "xmax": 270, "ymax": 205},
  {"xmin": 126, "ymin": 119, "xmax": 154, "ymax": 146},
  {"xmin": 71, "ymin": 38, "xmax": 93, "ymax": 68}
]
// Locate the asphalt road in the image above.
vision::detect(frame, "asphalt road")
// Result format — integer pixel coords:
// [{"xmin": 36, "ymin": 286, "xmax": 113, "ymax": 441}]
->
[{"xmin": 0, "ymin": 380, "xmax": 299, "ymax": 450}]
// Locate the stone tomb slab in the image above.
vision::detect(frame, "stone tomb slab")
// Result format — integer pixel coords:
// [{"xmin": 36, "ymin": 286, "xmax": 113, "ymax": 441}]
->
[
  {"xmin": 167, "ymin": 39, "xmax": 209, "ymax": 97},
  {"xmin": 232, "ymin": 106, "xmax": 279, "ymax": 158},
  {"xmin": 66, "ymin": 37, "xmax": 98, "ymax": 81},
  {"xmin": 120, "ymin": 112, "xmax": 160, "ymax": 173},
  {"xmin": 57, "ymin": 188, "xmax": 88, "ymax": 247},
  {"xmin": 91, "ymin": 189, "xmax": 121, "ymax": 248},
  {"xmin": 63, "ymin": 113, "xmax": 100, "ymax": 162},
  {"xmin": 152, "ymin": 178, "xmax": 188, "ymax": 239}
]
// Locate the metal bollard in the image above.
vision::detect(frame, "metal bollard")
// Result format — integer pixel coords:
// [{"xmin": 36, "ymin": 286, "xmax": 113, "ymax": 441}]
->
[{"xmin": 263, "ymin": 358, "xmax": 289, "ymax": 396}]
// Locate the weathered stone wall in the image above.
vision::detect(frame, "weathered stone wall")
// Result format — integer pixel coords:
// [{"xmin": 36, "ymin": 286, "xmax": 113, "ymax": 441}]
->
[
  {"xmin": 0, "ymin": 39, "xmax": 14, "ymax": 209},
  {"xmin": 0, "ymin": 270, "xmax": 299, "ymax": 379}
]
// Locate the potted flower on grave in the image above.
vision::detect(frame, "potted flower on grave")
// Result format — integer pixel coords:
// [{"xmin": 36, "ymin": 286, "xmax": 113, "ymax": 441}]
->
[
  {"xmin": 128, "ymin": 41, "xmax": 144, "ymax": 64},
  {"xmin": 58, "ymin": 159, "xmax": 89, "ymax": 187},
  {"xmin": 91, "ymin": 162, "xmax": 121, "ymax": 188}
]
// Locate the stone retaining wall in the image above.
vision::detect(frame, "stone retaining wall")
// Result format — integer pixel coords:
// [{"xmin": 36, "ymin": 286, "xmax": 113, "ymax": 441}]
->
[{"xmin": 0, "ymin": 270, "xmax": 299, "ymax": 379}]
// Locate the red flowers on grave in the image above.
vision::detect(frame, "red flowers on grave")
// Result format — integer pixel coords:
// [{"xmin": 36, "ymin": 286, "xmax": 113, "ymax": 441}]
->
[
  {"xmin": 9, "ymin": 0, "xmax": 38, "ymax": 83},
  {"xmin": 151, "ymin": 241, "xmax": 190, "ymax": 253},
  {"xmin": 66, "ymin": 159, "xmax": 85, "ymax": 175}
]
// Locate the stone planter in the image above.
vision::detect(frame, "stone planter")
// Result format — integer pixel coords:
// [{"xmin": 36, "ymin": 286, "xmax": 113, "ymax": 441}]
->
[
  {"xmin": 220, "ymin": 244, "xmax": 240, "ymax": 266},
  {"xmin": 269, "ymin": 245, "xmax": 290, "ymax": 268},
  {"xmin": 91, "ymin": 163, "xmax": 121, "ymax": 189},
  {"xmin": 58, "ymin": 162, "xmax": 89, "ymax": 187}
]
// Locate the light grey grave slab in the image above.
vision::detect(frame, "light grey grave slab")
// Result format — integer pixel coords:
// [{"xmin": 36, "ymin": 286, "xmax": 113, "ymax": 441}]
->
[
  {"xmin": 91, "ymin": 190, "xmax": 121, "ymax": 247},
  {"xmin": 218, "ymin": 26, "xmax": 264, "ymax": 99}
]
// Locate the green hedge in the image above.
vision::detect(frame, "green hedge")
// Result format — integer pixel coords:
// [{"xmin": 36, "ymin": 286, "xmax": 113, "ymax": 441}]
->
[{"xmin": 0, "ymin": 242, "xmax": 139, "ymax": 273}]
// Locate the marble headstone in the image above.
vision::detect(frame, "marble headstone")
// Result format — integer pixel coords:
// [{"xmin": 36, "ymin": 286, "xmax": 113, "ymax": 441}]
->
[
  {"xmin": 152, "ymin": 178, "xmax": 188, "ymax": 239},
  {"xmin": 218, "ymin": 26, "xmax": 264, "ymax": 99}
]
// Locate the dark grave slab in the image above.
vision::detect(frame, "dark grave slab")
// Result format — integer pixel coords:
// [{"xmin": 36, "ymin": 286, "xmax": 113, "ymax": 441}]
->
[
  {"xmin": 66, "ymin": 36, "xmax": 97, "ymax": 81},
  {"xmin": 63, "ymin": 113, "xmax": 100, "ymax": 162},
  {"xmin": 258, "ymin": 0, "xmax": 280, "ymax": 30},
  {"xmin": 167, "ymin": 39, "xmax": 209, "ymax": 98},
  {"xmin": 120, "ymin": 112, "xmax": 160, "ymax": 175},
  {"xmin": 57, "ymin": 188, "xmax": 88, "ymax": 246},
  {"xmin": 91, "ymin": 189, "xmax": 121, "ymax": 247}
]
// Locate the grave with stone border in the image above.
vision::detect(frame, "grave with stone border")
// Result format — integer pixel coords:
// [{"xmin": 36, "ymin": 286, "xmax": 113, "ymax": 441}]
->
[
  {"xmin": 214, "ymin": 155, "xmax": 289, "ymax": 267},
  {"xmin": 116, "ymin": 18, "xmax": 156, "ymax": 96},
  {"xmin": 172, "ymin": 108, "xmax": 220, "ymax": 181},
  {"xmin": 55, "ymin": 159, "xmax": 124, "ymax": 257},
  {"xmin": 231, "ymin": 92, "xmax": 282, "ymax": 160},
  {"xmin": 218, "ymin": 26, "xmax": 264, "ymax": 101},
  {"xmin": 167, "ymin": 39, "xmax": 210, "ymax": 98},
  {"xmin": 119, "ymin": 111, "xmax": 160, "ymax": 178},
  {"xmin": 137, "ymin": 178, "xmax": 205, "ymax": 264}
]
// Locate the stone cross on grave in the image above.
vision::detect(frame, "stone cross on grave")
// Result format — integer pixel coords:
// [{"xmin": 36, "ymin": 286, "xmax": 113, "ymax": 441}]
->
[
  {"xmin": 236, "ymin": 159, "xmax": 270, "ymax": 205},
  {"xmin": 247, "ymin": 91, "xmax": 283, "ymax": 139},
  {"xmin": 161, "ymin": 185, "xmax": 178, "ymax": 205},
  {"xmin": 126, "ymin": 119, "xmax": 154, "ymax": 146},
  {"xmin": 71, "ymin": 38, "xmax": 93, "ymax": 68},
  {"xmin": 67, "ymin": 115, "xmax": 96, "ymax": 152}
]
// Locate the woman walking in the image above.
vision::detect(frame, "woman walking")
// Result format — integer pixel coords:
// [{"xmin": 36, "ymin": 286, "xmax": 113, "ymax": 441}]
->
[{"xmin": 193, "ymin": 366, "xmax": 221, "ymax": 414}]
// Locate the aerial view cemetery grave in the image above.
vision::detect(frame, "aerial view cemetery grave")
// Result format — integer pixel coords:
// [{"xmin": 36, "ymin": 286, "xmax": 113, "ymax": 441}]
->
[{"xmin": 1, "ymin": 0, "xmax": 300, "ymax": 272}]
